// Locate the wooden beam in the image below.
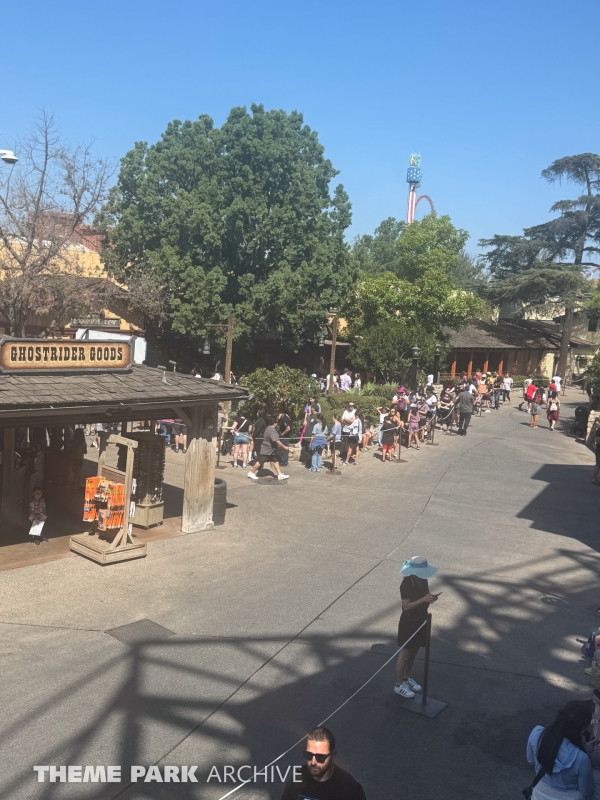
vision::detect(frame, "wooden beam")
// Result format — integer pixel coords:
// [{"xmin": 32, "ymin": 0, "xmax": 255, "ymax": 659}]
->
[
  {"xmin": 182, "ymin": 404, "xmax": 217, "ymax": 533},
  {"xmin": 467, "ymin": 350, "xmax": 473, "ymax": 378},
  {"xmin": 173, "ymin": 406, "xmax": 194, "ymax": 430},
  {"xmin": 450, "ymin": 352, "xmax": 456, "ymax": 378},
  {"xmin": 483, "ymin": 350, "xmax": 489, "ymax": 374},
  {"xmin": 1, "ymin": 428, "xmax": 15, "ymax": 532},
  {"xmin": 107, "ymin": 434, "xmax": 138, "ymax": 449}
]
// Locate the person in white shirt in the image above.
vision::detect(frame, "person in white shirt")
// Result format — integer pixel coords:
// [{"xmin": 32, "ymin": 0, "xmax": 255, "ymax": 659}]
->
[
  {"xmin": 339, "ymin": 370, "xmax": 352, "ymax": 392},
  {"xmin": 553, "ymin": 374, "xmax": 562, "ymax": 392},
  {"xmin": 502, "ymin": 373, "xmax": 513, "ymax": 402},
  {"xmin": 354, "ymin": 373, "xmax": 362, "ymax": 391},
  {"xmin": 211, "ymin": 372, "xmax": 222, "ymax": 381}
]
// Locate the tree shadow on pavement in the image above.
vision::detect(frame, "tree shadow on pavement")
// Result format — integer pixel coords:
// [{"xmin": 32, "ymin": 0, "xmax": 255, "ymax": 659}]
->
[{"xmin": 3, "ymin": 546, "xmax": 600, "ymax": 800}]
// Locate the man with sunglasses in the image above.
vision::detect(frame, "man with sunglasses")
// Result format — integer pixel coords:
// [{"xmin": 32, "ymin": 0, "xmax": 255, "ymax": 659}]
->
[{"xmin": 281, "ymin": 726, "xmax": 366, "ymax": 799}]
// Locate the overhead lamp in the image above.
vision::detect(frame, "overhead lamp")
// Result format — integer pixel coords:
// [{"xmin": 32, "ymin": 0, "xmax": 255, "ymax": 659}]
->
[{"xmin": 203, "ymin": 339, "xmax": 210, "ymax": 355}]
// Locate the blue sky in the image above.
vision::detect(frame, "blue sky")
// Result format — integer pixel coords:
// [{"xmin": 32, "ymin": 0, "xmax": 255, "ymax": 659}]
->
[{"xmin": 2, "ymin": 0, "xmax": 598, "ymax": 255}]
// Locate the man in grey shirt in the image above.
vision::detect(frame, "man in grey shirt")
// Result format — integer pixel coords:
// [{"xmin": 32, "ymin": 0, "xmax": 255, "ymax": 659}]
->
[
  {"xmin": 248, "ymin": 416, "xmax": 290, "ymax": 481},
  {"xmin": 455, "ymin": 387, "xmax": 475, "ymax": 436}
]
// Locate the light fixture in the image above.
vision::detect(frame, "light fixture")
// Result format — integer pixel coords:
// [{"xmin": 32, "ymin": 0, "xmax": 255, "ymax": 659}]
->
[
  {"xmin": 412, "ymin": 345, "xmax": 421, "ymax": 359},
  {"xmin": 319, "ymin": 336, "xmax": 325, "ymax": 347},
  {"xmin": 203, "ymin": 339, "xmax": 210, "ymax": 355},
  {"xmin": 434, "ymin": 343, "xmax": 442, "ymax": 356}
]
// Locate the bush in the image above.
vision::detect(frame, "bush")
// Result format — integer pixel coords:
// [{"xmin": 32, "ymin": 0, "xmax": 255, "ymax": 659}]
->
[
  {"xmin": 361, "ymin": 383, "xmax": 399, "ymax": 397},
  {"xmin": 322, "ymin": 394, "xmax": 385, "ymax": 428},
  {"xmin": 241, "ymin": 366, "xmax": 319, "ymax": 434}
]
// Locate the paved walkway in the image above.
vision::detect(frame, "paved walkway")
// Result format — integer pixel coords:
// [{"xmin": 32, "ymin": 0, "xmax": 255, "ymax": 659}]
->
[{"xmin": 0, "ymin": 389, "xmax": 598, "ymax": 799}]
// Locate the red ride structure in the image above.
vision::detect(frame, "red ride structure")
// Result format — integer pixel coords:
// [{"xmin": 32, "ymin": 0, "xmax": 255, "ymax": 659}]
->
[{"xmin": 406, "ymin": 154, "xmax": 435, "ymax": 223}]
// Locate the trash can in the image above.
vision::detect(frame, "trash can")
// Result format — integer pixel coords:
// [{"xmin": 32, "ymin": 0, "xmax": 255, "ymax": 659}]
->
[{"xmin": 213, "ymin": 477, "xmax": 227, "ymax": 526}]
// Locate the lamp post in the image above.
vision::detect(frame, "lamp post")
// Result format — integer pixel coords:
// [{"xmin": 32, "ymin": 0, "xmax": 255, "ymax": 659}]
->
[
  {"xmin": 433, "ymin": 343, "xmax": 442, "ymax": 384},
  {"xmin": 410, "ymin": 344, "xmax": 421, "ymax": 392}
]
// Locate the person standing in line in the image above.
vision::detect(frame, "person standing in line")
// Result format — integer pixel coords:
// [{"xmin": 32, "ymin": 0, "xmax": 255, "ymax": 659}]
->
[
  {"xmin": 328, "ymin": 413, "xmax": 342, "ymax": 466},
  {"xmin": 247, "ymin": 416, "xmax": 290, "ymax": 481},
  {"xmin": 252, "ymin": 411, "xmax": 267, "ymax": 464},
  {"xmin": 302, "ymin": 404, "xmax": 320, "ymax": 464},
  {"xmin": 494, "ymin": 373, "xmax": 503, "ymax": 409},
  {"xmin": 406, "ymin": 404, "xmax": 420, "ymax": 450},
  {"xmin": 354, "ymin": 372, "xmax": 362, "ymax": 391},
  {"xmin": 171, "ymin": 419, "xmax": 187, "ymax": 453},
  {"xmin": 277, "ymin": 411, "xmax": 292, "ymax": 468},
  {"xmin": 281, "ymin": 727, "xmax": 367, "ymax": 800},
  {"xmin": 503, "ymin": 372, "xmax": 513, "ymax": 402},
  {"xmin": 547, "ymin": 391, "xmax": 561, "ymax": 431},
  {"xmin": 309, "ymin": 414, "xmax": 328, "ymax": 472},
  {"xmin": 394, "ymin": 556, "xmax": 440, "ymax": 698},
  {"xmin": 455, "ymin": 384, "xmax": 475, "ymax": 436},
  {"xmin": 376, "ymin": 405, "xmax": 389, "ymax": 448},
  {"xmin": 380, "ymin": 414, "xmax": 397, "ymax": 462},
  {"xmin": 341, "ymin": 401, "xmax": 357, "ymax": 462},
  {"xmin": 417, "ymin": 396, "xmax": 430, "ymax": 443},
  {"xmin": 343, "ymin": 415, "xmax": 362, "ymax": 466},
  {"xmin": 526, "ymin": 700, "xmax": 594, "ymax": 800},
  {"xmin": 94, "ymin": 422, "xmax": 105, "ymax": 450},
  {"xmin": 425, "ymin": 388, "xmax": 438, "ymax": 431},
  {"xmin": 230, "ymin": 413, "xmax": 251, "ymax": 468}
]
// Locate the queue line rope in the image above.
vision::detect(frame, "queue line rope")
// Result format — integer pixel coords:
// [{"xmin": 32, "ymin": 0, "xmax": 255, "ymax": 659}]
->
[{"xmin": 215, "ymin": 620, "xmax": 428, "ymax": 800}]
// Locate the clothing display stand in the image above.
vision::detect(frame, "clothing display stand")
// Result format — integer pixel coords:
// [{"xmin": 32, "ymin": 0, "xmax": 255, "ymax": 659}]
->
[
  {"xmin": 397, "ymin": 615, "xmax": 447, "ymax": 719},
  {"xmin": 70, "ymin": 434, "xmax": 147, "ymax": 565}
]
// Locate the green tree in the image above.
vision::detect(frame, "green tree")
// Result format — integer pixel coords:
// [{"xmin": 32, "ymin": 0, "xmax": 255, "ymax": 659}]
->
[
  {"xmin": 350, "ymin": 217, "xmax": 404, "ymax": 275},
  {"xmin": 394, "ymin": 214, "xmax": 469, "ymax": 282},
  {"xmin": 482, "ymin": 154, "xmax": 600, "ymax": 377},
  {"xmin": 97, "ymin": 105, "xmax": 355, "ymax": 352},
  {"xmin": 349, "ymin": 318, "xmax": 436, "ymax": 382}
]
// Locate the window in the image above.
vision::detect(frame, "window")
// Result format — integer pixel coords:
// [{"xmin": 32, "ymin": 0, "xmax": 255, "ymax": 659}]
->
[{"xmin": 588, "ymin": 317, "xmax": 598, "ymax": 332}]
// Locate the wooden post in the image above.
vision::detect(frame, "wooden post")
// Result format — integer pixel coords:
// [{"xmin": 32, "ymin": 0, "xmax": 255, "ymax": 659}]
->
[
  {"xmin": 121, "ymin": 421, "xmax": 128, "ymax": 434},
  {"xmin": 1, "ymin": 428, "xmax": 15, "ymax": 531},
  {"xmin": 224, "ymin": 314, "xmax": 234, "ymax": 384},
  {"xmin": 526, "ymin": 349, "xmax": 531, "ymax": 374},
  {"xmin": 328, "ymin": 313, "xmax": 338, "ymax": 395},
  {"xmin": 467, "ymin": 350, "xmax": 473, "ymax": 378},
  {"xmin": 483, "ymin": 350, "xmax": 489, "ymax": 374},
  {"xmin": 450, "ymin": 352, "xmax": 456, "ymax": 378},
  {"xmin": 182, "ymin": 404, "xmax": 217, "ymax": 533},
  {"xmin": 97, "ymin": 432, "xmax": 108, "ymax": 477},
  {"xmin": 498, "ymin": 351, "xmax": 504, "ymax": 375}
]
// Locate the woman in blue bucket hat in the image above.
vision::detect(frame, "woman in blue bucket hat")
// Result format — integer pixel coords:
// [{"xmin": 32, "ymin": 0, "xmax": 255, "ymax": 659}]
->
[{"xmin": 394, "ymin": 556, "xmax": 440, "ymax": 699}]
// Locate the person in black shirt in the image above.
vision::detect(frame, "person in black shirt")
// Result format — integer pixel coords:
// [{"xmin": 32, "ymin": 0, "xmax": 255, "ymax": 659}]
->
[
  {"xmin": 252, "ymin": 412, "xmax": 267, "ymax": 464},
  {"xmin": 394, "ymin": 556, "xmax": 440, "ymax": 698},
  {"xmin": 281, "ymin": 727, "xmax": 366, "ymax": 800},
  {"xmin": 380, "ymin": 415, "xmax": 397, "ymax": 462},
  {"xmin": 277, "ymin": 411, "xmax": 292, "ymax": 467}
]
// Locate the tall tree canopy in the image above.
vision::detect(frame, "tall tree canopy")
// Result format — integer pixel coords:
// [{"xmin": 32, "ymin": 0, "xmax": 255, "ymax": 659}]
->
[
  {"xmin": 97, "ymin": 105, "xmax": 354, "ymax": 352},
  {"xmin": 481, "ymin": 153, "xmax": 600, "ymax": 376},
  {"xmin": 344, "ymin": 214, "xmax": 484, "ymax": 381}
]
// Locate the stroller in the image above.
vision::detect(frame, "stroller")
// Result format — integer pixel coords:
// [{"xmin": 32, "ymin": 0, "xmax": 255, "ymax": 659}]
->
[{"xmin": 568, "ymin": 406, "xmax": 590, "ymax": 438}]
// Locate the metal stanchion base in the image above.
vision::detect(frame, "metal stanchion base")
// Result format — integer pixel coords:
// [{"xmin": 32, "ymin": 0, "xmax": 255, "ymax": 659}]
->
[
  {"xmin": 426, "ymin": 442, "xmax": 439, "ymax": 447},
  {"xmin": 396, "ymin": 694, "xmax": 448, "ymax": 718},
  {"xmin": 326, "ymin": 469, "xmax": 342, "ymax": 475},
  {"xmin": 394, "ymin": 458, "xmax": 409, "ymax": 463}
]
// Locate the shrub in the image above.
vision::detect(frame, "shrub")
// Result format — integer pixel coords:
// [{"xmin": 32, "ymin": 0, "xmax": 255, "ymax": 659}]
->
[{"xmin": 241, "ymin": 366, "xmax": 319, "ymax": 434}]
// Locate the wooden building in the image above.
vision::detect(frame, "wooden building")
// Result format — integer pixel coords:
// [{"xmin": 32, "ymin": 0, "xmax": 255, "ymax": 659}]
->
[
  {"xmin": 444, "ymin": 319, "xmax": 596, "ymax": 378},
  {"xmin": 0, "ymin": 338, "xmax": 247, "ymax": 555}
]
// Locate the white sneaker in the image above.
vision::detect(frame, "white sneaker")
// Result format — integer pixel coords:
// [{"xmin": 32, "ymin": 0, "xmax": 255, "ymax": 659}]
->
[
  {"xmin": 404, "ymin": 677, "xmax": 422, "ymax": 692},
  {"xmin": 278, "ymin": 473, "xmax": 289, "ymax": 480},
  {"xmin": 247, "ymin": 471, "xmax": 258, "ymax": 481},
  {"xmin": 394, "ymin": 682, "xmax": 415, "ymax": 698}
]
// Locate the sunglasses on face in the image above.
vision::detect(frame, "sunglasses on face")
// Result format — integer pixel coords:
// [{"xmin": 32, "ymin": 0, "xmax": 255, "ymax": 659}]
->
[{"xmin": 303, "ymin": 750, "xmax": 331, "ymax": 764}]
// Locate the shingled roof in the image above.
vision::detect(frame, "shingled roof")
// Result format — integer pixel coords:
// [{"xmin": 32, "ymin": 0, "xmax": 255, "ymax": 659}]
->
[
  {"xmin": 444, "ymin": 319, "xmax": 596, "ymax": 350},
  {"xmin": 0, "ymin": 365, "xmax": 248, "ymax": 426}
]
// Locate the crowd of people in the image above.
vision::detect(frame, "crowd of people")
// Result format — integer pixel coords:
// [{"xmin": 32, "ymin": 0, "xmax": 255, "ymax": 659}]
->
[{"xmin": 218, "ymin": 369, "xmax": 569, "ymax": 480}]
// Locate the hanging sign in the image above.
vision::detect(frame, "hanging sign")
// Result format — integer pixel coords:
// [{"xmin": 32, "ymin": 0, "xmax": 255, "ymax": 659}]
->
[{"xmin": 0, "ymin": 338, "xmax": 132, "ymax": 373}]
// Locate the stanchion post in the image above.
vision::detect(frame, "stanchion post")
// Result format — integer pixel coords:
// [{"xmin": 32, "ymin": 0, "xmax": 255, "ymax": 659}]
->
[
  {"xmin": 421, "ymin": 613, "xmax": 432, "ymax": 707},
  {"xmin": 426, "ymin": 415, "xmax": 438, "ymax": 446},
  {"xmin": 395, "ymin": 423, "xmax": 408, "ymax": 463}
]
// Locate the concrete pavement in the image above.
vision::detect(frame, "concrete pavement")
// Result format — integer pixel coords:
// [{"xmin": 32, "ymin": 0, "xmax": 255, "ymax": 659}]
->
[{"xmin": 1, "ymin": 388, "xmax": 598, "ymax": 799}]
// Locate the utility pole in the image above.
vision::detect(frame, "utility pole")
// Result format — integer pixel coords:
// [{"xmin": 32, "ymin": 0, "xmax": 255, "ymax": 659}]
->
[
  {"xmin": 224, "ymin": 314, "xmax": 234, "ymax": 386},
  {"xmin": 328, "ymin": 310, "xmax": 338, "ymax": 396}
]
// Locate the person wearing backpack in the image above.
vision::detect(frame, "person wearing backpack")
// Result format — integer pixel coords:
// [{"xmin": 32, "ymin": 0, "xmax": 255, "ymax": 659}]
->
[
  {"xmin": 526, "ymin": 699, "xmax": 594, "ymax": 799},
  {"xmin": 547, "ymin": 392, "xmax": 561, "ymax": 431}
]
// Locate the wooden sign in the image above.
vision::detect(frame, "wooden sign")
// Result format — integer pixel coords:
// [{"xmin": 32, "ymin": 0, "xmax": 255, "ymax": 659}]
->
[{"xmin": 0, "ymin": 338, "xmax": 132, "ymax": 373}]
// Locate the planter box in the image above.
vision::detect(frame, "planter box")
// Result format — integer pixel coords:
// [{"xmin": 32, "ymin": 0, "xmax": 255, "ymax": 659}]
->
[{"xmin": 132, "ymin": 500, "xmax": 164, "ymax": 529}]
